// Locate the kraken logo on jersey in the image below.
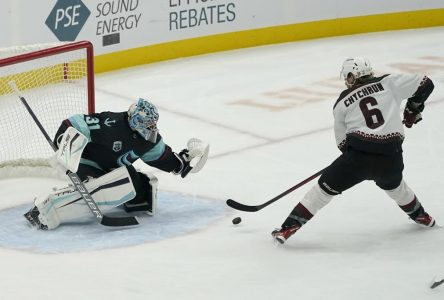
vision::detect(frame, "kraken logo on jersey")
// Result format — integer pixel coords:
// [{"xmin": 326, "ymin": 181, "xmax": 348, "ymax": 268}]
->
[{"xmin": 113, "ymin": 141, "xmax": 122, "ymax": 152}]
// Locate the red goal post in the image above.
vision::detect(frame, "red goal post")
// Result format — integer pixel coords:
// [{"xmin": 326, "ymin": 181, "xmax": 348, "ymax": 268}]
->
[{"xmin": 0, "ymin": 41, "xmax": 95, "ymax": 175}]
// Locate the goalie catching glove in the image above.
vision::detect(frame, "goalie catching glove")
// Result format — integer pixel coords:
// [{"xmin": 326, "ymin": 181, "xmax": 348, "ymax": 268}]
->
[
  {"xmin": 49, "ymin": 126, "xmax": 89, "ymax": 175},
  {"xmin": 173, "ymin": 138, "xmax": 209, "ymax": 178},
  {"xmin": 403, "ymin": 100, "xmax": 424, "ymax": 128}
]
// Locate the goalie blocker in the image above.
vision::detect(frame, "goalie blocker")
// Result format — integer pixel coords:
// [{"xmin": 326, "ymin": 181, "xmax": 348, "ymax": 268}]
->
[
  {"xmin": 52, "ymin": 126, "xmax": 89, "ymax": 173},
  {"xmin": 24, "ymin": 166, "xmax": 158, "ymax": 230}
]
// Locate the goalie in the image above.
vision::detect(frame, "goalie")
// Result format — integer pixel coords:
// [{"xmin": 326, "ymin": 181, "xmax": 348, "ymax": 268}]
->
[{"xmin": 24, "ymin": 98, "xmax": 209, "ymax": 230}]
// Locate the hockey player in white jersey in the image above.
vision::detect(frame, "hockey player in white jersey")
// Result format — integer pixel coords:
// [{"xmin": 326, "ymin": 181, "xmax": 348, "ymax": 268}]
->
[{"xmin": 272, "ymin": 57, "xmax": 435, "ymax": 244}]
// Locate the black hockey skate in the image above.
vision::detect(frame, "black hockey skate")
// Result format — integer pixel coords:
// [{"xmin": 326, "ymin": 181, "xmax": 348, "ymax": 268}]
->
[
  {"xmin": 24, "ymin": 206, "xmax": 48, "ymax": 230},
  {"xmin": 271, "ymin": 224, "xmax": 301, "ymax": 244}
]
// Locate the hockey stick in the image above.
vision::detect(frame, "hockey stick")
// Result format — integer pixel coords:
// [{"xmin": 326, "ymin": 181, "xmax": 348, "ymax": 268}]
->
[
  {"xmin": 9, "ymin": 81, "xmax": 138, "ymax": 227},
  {"xmin": 430, "ymin": 277, "xmax": 444, "ymax": 289},
  {"xmin": 226, "ymin": 168, "xmax": 326, "ymax": 212}
]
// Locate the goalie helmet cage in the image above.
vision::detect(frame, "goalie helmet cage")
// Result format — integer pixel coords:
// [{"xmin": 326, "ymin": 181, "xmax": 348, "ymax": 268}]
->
[{"xmin": 0, "ymin": 41, "xmax": 95, "ymax": 175}]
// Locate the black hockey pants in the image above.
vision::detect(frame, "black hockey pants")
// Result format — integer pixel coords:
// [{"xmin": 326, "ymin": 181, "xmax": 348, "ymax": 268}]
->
[{"xmin": 318, "ymin": 148, "xmax": 404, "ymax": 195}]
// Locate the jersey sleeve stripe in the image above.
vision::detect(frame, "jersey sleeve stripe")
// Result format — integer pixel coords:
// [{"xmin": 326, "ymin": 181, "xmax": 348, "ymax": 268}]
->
[{"xmin": 140, "ymin": 138, "xmax": 166, "ymax": 162}]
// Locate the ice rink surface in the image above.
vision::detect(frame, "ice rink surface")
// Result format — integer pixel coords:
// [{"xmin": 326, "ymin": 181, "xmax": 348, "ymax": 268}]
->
[{"xmin": 1, "ymin": 27, "xmax": 444, "ymax": 299}]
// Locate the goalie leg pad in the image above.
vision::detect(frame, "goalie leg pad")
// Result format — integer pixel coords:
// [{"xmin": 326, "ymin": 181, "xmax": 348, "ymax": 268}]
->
[
  {"xmin": 142, "ymin": 171, "xmax": 158, "ymax": 215},
  {"xmin": 34, "ymin": 167, "xmax": 136, "ymax": 229},
  {"xmin": 124, "ymin": 168, "xmax": 158, "ymax": 215},
  {"xmin": 35, "ymin": 195, "xmax": 61, "ymax": 230}
]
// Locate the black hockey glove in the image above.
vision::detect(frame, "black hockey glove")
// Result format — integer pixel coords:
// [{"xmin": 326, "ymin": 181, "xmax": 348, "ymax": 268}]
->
[
  {"xmin": 403, "ymin": 100, "xmax": 424, "ymax": 128},
  {"xmin": 173, "ymin": 149, "xmax": 192, "ymax": 178}
]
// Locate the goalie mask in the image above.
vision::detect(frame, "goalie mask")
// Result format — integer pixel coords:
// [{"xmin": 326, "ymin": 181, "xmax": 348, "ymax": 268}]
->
[
  {"xmin": 128, "ymin": 98, "xmax": 159, "ymax": 142},
  {"xmin": 340, "ymin": 57, "xmax": 373, "ymax": 88}
]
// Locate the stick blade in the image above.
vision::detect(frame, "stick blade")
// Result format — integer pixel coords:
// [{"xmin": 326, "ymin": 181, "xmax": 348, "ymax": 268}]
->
[
  {"xmin": 101, "ymin": 215, "xmax": 139, "ymax": 227},
  {"xmin": 430, "ymin": 278, "xmax": 444, "ymax": 289},
  {"xmin": 226, "ymin": 199, "xmax": 260, "ymax": 212}
]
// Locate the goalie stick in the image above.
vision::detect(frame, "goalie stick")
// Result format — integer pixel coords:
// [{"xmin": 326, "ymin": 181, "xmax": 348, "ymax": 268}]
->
[
  {"xmin": 9, "ymin": 81, "xmax": 138, "ymax": 227},
  {"xmin": 226, "ymin": 168, "xmax": 326, "ymax": 212}
]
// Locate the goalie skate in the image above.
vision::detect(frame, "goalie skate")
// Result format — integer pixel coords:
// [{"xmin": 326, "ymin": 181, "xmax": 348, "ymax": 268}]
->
[{"xmin": 23, "ymin": 206, "xmax": 47, "ymax": 230}]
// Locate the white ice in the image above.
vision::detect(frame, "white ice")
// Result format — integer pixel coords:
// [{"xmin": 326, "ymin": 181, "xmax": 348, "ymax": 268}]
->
[{"xmin": 1, "ymin": 27, "xmax": 444, "ymax": 299}]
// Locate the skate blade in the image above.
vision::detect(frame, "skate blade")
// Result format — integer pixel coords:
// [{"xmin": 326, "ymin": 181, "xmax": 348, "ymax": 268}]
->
[{"xmin": 271, "ymin": 234, "xmax": 286, "ymax": 245}]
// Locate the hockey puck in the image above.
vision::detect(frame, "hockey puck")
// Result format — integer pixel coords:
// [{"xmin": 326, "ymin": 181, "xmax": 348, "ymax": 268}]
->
[{"xmin": 232, "ymin": 217, "xmax": 242, "ymax": 225}]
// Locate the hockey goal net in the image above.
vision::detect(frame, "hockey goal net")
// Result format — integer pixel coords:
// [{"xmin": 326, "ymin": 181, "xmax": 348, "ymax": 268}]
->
[{"xmin": 0, "ymin": 41, "xmax": 95, "ymax": 176}]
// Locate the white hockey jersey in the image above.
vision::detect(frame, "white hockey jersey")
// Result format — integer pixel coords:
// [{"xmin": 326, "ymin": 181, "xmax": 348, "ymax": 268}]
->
[{"xmin": 333, "ymin": 73, "xmax": 426, "ymax": 154}]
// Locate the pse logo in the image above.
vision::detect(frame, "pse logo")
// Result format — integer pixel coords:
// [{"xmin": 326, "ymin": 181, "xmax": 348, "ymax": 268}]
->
[{"xmin": 46, "ymin": 0, "xmax": 91, "ymax": 41}]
